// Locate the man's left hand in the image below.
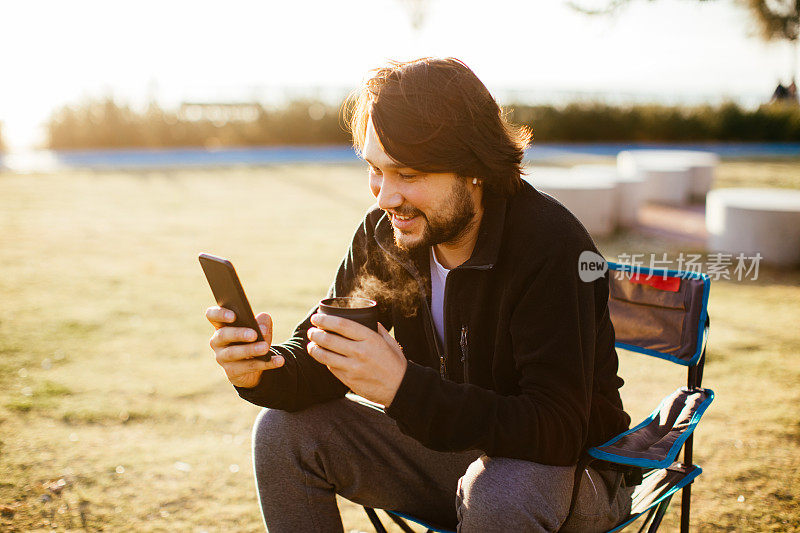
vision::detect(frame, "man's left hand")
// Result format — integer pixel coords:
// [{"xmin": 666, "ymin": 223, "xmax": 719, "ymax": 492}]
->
[{"xmin": 306, "ymin": 314, "xmax": 407, "ymax": 407}]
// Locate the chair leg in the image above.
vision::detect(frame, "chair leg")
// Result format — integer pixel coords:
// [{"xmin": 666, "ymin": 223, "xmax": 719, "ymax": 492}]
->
[
  {"xmin": 636, "ymin": 506, "xmax": 658, "ymax": 533},
  {"xmin": 680, "ymin": 481, "xmax": 692, "ymax": 533},
  {"xmin": 646, "ymin": 496, "xmax": 673, "ymax": 533},
  {"xmin": 364, "ymin": 507, "xmax": 388, "ymax": 533},
  {"xmin": 387, "ymin": 511, "xmax": 418, "ymax": 533}
]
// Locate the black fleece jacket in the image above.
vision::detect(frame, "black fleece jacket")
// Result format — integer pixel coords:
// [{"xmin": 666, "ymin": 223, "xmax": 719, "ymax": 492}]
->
[{"xmin": 236, "ymin": 181, "xmax": 631, "ymax": 465}]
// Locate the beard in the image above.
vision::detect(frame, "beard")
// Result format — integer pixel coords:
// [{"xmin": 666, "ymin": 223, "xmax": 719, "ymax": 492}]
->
[{"xmin": 391, "ymin": 179, "xmax": 478, "ymax": 253}]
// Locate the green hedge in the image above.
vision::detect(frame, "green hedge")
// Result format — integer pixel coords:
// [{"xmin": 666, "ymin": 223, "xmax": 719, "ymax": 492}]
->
[
  {"xmin": 46, "ymin": 99, "xmax": 350, "ymax": 150},
  {"xmin": 507, "ymin": 102, "xmax": 800, "ymax": 142},
  {"xmin": 44, "ymin": 98, "xmax": 800, "ymax": 150}
]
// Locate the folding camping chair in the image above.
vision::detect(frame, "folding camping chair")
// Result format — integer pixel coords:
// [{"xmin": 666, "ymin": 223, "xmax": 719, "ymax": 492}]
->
[{"xmin": 361, "ymin": 261, "xmax": 713, "ymax": 533}]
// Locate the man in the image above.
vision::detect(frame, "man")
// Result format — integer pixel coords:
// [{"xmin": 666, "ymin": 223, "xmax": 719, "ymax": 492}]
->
[{"xmin": 205, "ymin": 58, "xmax": 633, "ymax": 532}]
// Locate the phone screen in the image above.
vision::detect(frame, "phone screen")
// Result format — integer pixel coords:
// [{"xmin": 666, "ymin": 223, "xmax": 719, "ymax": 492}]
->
[{"xmin": 199, "ymin": 253, "xmax": 270, "ymax": 361}]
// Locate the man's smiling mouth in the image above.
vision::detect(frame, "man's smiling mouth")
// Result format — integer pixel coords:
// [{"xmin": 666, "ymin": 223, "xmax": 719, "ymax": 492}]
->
[{"xmin": 390, "ymin": 211, "xmax": 420, "ymax": 230}]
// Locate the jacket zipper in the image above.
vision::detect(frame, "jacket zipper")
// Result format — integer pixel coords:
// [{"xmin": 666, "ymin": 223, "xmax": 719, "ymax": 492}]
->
[
  {"xmin": 375, "ymin": 238, "xmax": 447, "ymax": 379},
  {"xmin": 375, "ymin": 223, "xmax": 493, "ymax": 381},
  {"xmin": 422, "ymin": 274, "xmax": 446, "ymax": 379},
  {"xmin": 427, "ymin": 301, "xmax": 447, "ymax": 379},
  {"xmin": 440, "ymin": 272, "xmax": 452, "ymax": 380},
  {"xmin": 460, "ymin": 325, "xmax": 469, "ymax": 383}
]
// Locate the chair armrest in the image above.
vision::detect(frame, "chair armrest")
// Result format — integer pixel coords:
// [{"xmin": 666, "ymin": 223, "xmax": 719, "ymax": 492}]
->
[{"xmin": 588, "ymin": 387, "xmax": 714, "ymax": 469}]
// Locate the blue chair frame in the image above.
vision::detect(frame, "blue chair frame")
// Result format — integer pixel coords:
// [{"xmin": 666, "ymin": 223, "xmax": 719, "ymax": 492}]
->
[{"xmin": 363, "ymin": 262, "xmax": 713, "ymax": 532}]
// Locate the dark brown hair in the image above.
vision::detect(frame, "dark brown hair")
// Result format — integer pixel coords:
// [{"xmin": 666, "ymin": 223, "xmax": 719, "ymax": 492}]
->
[{"xmin": 346, "ymin": 58, "xmax": 532, "ymax": 197}]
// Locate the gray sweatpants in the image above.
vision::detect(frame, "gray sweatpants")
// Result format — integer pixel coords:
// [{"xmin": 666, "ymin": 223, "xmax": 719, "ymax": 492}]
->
[{"xmin": 251, "ymin": 395, "xmax": 633, "ymax": 532}]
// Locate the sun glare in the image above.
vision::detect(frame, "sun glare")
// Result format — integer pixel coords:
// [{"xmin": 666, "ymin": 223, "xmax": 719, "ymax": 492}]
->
[{"xmin": 0, "ymin": 0, "xmax": 790, "ymax": 149}]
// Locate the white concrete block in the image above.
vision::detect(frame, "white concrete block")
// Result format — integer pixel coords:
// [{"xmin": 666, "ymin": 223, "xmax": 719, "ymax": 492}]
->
[
  {"xmin": 706, "ymin": 188, "xmax": 800, "ymax": 267},
  {"xmin": 618, "ymin": 149, "xmax": 718, "ymax": 203},
  {"xmin": 572, "ymin": 164, "xmax": 645, "ymax": 227},
  {"xmin": 525, "ymin": 167, "xmax": 618, "ymax": 237},
  {"xmin": 640, "ymin": 165, "xmax": 692, "ymax": 205}
]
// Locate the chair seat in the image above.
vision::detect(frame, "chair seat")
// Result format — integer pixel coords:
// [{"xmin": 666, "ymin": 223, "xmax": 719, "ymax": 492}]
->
[
  {"xmin": 378, "ymin": 463, "xmax": 702, "ymax": 533},
  {"xmin": 362, "ymin": 386, "xmax": 712, "ymax": 532}
]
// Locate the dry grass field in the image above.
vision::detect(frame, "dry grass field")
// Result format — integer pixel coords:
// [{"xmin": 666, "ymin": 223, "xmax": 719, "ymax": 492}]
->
[{"xmin": 1, "ymin": 160, "xmax": 799, "ymax": 532}]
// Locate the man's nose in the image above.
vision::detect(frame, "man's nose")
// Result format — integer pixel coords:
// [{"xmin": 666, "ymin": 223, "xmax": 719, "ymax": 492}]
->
[{"xmin": 376, "ymin": 178, "xmax": 403, "ymax": 211}]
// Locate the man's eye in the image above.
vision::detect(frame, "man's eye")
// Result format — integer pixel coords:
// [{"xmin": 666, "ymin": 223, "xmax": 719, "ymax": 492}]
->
[
  {"xmin": 398, "ymin": 173, "xmax": 417, "ymax": 180},
  {"xmin": 369, "ymin": 166, "xmax": 383, "ymax": 176}
]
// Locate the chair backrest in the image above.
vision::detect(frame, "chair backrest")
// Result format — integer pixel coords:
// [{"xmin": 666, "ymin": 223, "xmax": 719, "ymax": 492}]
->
[{"xmin": 607, "ymin": 262, "xmax": 710, "ymax": 367}]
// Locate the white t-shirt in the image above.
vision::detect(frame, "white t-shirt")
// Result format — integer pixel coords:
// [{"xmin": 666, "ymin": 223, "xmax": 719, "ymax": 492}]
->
[{"xmin": 429, "ymin": 247, "xmax": 450, "ymax": 349}]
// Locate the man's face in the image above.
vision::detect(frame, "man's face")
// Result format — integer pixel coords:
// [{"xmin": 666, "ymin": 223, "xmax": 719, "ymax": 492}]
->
[{"xmin": 362, "ymin": 117, "xmax": 481, "ymax": 253}]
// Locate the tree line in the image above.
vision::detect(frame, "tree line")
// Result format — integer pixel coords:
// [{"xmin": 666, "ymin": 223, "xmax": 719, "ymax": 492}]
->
[
  {"xmin": 46, "ymin": 99, "xmax": 351, "ymax": 150},
  {"xmin": 44, "ymin": 97, "xmax": 800, "ymax": 150}
]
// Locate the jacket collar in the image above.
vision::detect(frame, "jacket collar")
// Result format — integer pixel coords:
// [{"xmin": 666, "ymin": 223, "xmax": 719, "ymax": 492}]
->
[
  {"xmin": 373, "ymin": 190, "xmax": 507, "ymax": 272},
  {"xmin": 460, "ymin": 191, "xmax": 506, "ymax": 270}
]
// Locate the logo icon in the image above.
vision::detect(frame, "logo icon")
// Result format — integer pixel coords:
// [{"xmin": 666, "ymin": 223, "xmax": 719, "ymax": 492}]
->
[{"xmin": 578, "ymin": 251, "xmax": 607, "ymax": 282}]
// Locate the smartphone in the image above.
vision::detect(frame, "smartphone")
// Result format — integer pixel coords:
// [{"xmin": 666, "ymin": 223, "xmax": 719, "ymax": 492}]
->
[{"xmin": 198, "ymin": 253, "xmax": 270, "ymax": 361}]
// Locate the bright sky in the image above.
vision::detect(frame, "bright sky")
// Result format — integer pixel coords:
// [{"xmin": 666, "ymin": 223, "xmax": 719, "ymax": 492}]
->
[{"xmin": 0, "ymin": 0, "xmax": 792, "ymax": 148}]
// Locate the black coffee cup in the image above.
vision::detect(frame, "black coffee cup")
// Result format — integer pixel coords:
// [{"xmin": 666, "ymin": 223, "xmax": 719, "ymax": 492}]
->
[{"xmin": 318, "ymin": 297, "xmax": 379, "ymax": 332}]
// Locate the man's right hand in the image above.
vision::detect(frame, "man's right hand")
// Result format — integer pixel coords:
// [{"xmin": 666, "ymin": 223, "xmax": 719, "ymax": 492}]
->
[{"xmin": 206, "ymin": 307, "xmax": 285, "ymax": 388}]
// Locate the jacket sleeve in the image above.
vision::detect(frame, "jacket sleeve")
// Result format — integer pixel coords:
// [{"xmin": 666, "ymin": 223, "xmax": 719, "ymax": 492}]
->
[
  {"xmin": 384, "ymin": 247, "xmax": 604, "ymax": 465},
  {"xmin": 235, "ymin": 211, "xmax": 391, "ymax": 412}
]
